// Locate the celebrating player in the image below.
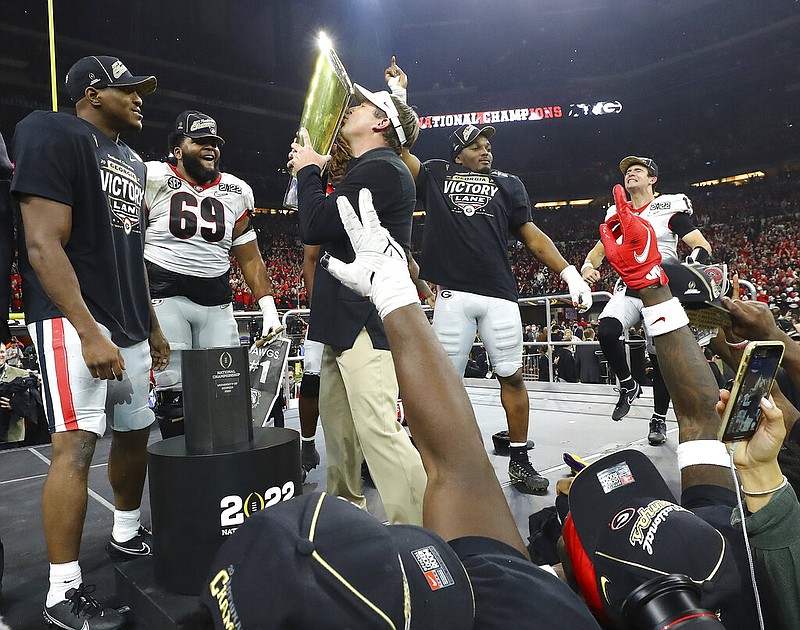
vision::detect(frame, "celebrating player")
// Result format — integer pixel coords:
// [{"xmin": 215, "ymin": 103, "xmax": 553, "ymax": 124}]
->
[
  {"xmin": 582, "ymin": 156, "xmax": 712, "ymax": 444},
  {"xmin": 387, "ymin": 57, "xmax": 592, "ymax": 493},
  {"xmin": 144, "ymin": 110, "xmax": 281, "ymax": 438}
]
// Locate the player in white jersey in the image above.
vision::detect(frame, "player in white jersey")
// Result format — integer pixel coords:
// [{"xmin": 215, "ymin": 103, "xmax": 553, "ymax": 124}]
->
[
  {"xmin": 144, "ymin": 110, "xmax": 281, "ymax": 437},
  {"xmin": 582, "ymin": 156, "xmax": 712, "ymax": 444}
]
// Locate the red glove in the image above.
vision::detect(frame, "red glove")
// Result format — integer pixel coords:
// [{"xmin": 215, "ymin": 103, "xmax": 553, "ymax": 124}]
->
[{"xmin": 600, "ymin": 185, "xmax": 667, "ymax": 289}]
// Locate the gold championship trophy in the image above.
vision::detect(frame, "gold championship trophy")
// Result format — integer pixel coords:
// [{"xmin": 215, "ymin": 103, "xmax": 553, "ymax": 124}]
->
[{"xmin": 284, "ymin": 33, "xmax": 353, "ymax": 210}]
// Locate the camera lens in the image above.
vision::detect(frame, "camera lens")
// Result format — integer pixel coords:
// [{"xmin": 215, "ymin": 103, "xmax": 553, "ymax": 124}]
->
[{"xmin": 622, "ymin": 574, "xmax": 726, "ymax": 629}]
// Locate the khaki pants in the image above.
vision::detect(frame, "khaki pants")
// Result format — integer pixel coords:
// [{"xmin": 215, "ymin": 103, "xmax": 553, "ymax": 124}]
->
[{"xmin": 319, "ymin": 328, "xmax": 426, "ymax": 525}]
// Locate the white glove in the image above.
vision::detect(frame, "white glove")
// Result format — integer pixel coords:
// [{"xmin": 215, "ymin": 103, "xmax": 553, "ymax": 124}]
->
[
  {"xmin": 560, "ymin": 265, "xmax": 593, "ymax": 312},
  {"xmin": 258, "ymin": 295, "xmax": 281, "ymax": 338},
  {"xmin": 320, "ymin": 188, "xmax": 419, "ymax": 319}
]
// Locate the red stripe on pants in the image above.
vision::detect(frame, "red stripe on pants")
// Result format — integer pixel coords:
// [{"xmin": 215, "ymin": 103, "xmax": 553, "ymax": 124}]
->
[{"xmin": 52, "ymin": 319, "xmax": 78, "ymax": 430}]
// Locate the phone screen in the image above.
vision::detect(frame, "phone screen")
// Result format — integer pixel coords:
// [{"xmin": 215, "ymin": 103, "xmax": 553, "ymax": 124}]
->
[{"xmin": 720, "ymin": 348, "xmax": 783, "ymax": 441}]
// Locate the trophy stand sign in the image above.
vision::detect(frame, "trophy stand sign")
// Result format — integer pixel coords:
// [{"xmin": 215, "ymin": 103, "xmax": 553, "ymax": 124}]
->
[{"xmin": 284, "ymin": 32, "xmax": 353, "ymax": 210}]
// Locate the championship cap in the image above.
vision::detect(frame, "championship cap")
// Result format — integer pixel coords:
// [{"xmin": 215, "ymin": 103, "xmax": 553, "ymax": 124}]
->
[
  {"xmin": 353, "ymin": 83, "xmax": 409, "ymax": 145},
  {"xmin": 563, "ymin": 450, "xmax": 742, "ymax": 628},
  {"xmin": 174, "ymin": 110, "xmax": 225, "ymax": 146},
  {"xmin": 450, "ymin": 124, "xmax": 495, "ymax": 160},
  {"xmin": 661, "ymin": 261, "xmax": 732, "ymax": 330},
  {"xmin": 619, "ymin": 156, "xmax": 658, "ymax": 177},
  {"xmin": 65, "ymin": 55, "xmax": 157, "ymax": 103},
  {"xmin": 199, "ymin": 492, "xmax": 475, "ymax": 629}
]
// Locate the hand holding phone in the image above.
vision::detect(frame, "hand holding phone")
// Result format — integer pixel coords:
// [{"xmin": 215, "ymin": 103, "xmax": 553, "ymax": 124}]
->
[{"xmin": 718, "ymin": 340, "xmax": 785, "ymax": 442}]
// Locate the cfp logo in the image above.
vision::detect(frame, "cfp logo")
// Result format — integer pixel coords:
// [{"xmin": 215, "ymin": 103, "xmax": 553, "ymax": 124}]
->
[
  {"xmin": 219, "ymin": 482, "xmax": 295, "ymax": 532},
  {"xmin": 219, "ymin": 351, "xmax": 233, "ymax": 369}
]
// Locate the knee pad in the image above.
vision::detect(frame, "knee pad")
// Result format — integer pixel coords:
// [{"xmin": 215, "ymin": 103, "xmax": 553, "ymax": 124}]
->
[
  {"xmin": 598, "ymin": 318, "xmax": 623, "ymax": 344},
  {"xmin": 300, "ymin": 373, "xmax": 320, "ymax": 399}
]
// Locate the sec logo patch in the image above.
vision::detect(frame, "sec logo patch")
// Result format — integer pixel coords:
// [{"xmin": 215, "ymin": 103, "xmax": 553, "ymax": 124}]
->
[{"xmin": 167, "ymin": 176, "xmax": 182, "ymax": 190}]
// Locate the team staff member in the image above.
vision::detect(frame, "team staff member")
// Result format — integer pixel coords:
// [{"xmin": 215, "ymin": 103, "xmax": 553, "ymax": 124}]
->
[
  {"xmin": 287, "ymin": 81, "xmax": 427, "ymax": 525},
  {"xmin": 387, "ymin": 57, "xmax": 592, "ymax": 493},
  {"xmin": 11, "ymin": 55, "xmax": 169, "ymax": 630},
  {"xmin": 144, "ymin": 110, "xmax": 281, "ymax": 437},
  {"xmin": 581, "ymin": 156, "xmax": 712, "ymax": 444}
]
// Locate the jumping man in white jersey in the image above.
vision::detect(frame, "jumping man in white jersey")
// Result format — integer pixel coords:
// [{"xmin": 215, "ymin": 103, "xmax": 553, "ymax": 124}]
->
[
  {"xmin": 144, "ymin": 111, "xmax": 281, "ymax": 437},
  {"xmin": 582, "ymin": 156, "xmax": 712, "ymax": 444}
]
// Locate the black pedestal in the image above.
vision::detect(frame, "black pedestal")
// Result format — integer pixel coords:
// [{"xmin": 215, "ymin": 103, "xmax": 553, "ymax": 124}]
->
[
  {"xmin": 114, "ymin": 557, "xmax": 200, "ymax": 630},
  {"xmin": 148, "ymin": 427, "xmax": 301, "ymax": 595}
]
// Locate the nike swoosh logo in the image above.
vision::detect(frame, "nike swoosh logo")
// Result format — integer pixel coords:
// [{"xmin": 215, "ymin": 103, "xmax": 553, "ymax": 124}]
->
[
  {"xmin": 600, "ymin": 576, "xmax": 612, "ymax": 603},
  {"xmin": 653, "ymin": 317, "xmax": 666, "ymax": 324},
  {"xmin": 633, "ymin": 228, "xmax": 652, "ymax": 264},
  {"xmin": 112, "ymin": 541, "xmax": 151, "ymax": 555}
]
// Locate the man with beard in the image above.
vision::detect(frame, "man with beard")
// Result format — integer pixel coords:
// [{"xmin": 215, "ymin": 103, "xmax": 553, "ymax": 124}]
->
[{"xmin": 144, "ymin": 110, "xmax": 280, "ymax": 437}]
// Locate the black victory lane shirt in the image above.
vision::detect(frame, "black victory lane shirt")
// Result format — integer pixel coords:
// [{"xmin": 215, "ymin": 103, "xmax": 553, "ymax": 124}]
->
[
  {"xmin": 11, "ymin": 111, "xmax": 150, "ymax": 346},
  {"xmin": 417, "ymin": 159, "xmax": 532, "ymax": 302}
]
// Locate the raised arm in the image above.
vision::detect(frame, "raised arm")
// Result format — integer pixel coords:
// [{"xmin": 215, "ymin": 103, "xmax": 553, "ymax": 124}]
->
[
  {"xmin": 385, "ymin": 56, "xmax": 422, "ymax": 181},
  {"xmin": 322, "ymin": 189, "xmax": 528, "ymax": 555},
  {"xmin": 600, "ymin": 184, "xmax": 732, "ymax": 491}
]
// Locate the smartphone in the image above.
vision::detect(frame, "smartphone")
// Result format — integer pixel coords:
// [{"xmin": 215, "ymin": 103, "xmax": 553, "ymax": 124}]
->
[{"xmin": 719, "ymin": 340, "xmax": 785, "ymax": 442}]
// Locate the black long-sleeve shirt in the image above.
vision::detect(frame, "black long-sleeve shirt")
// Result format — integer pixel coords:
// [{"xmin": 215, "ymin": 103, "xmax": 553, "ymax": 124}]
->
[{"xmin": 296, "ymin": 147, "xmax": 415, "ymax": 350}]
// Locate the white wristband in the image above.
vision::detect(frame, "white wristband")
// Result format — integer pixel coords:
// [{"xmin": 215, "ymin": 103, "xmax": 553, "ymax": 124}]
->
[
  {"xmin": 231, "ymin": 229, "xmax": 257, "ymax": 248},
  {"xmin": 642, "ymin": 298, "xmax": 689, "ymax": 337},
  {"xmin": 387, "ymin": 77, "xmax": 407, "ymax": 104},
  {"xmin": 676, "ymin": 440, "xmax": 731, "ymax": 470},
  {"xmin": 580, "ymin": 262, "xmax": 594, "ymax": 274}
]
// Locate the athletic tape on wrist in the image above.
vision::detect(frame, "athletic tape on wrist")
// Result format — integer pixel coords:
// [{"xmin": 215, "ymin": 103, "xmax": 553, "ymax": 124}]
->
[
  {"xmin": 388, "ymin": 80, "xmax": 407, "ymax": 104},
  {"xmin": 642, "ymin": 298, "xmax": 689, "ymax": 337},
  {"xmin": 580, "ymin": 262, "xmax": 594, "ymax": 274},
  {"xmin": 559, "ymin": 264, "xmax": 581, "ymax": 284},
  {"xmin": 676, "ymin": 440, "xmax": 731, "ymax": 470}
]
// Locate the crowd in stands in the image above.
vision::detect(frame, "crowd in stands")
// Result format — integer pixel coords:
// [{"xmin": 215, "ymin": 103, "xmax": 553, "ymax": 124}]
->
[{"xmin": 6, "ymin": 171, "xmax": 799, "ymax": 316}]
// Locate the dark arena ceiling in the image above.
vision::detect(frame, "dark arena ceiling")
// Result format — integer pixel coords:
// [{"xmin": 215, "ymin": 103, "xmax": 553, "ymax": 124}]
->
[{"xmin": 2, "ymin": 0, "xmax": 799, "ymax": 206}]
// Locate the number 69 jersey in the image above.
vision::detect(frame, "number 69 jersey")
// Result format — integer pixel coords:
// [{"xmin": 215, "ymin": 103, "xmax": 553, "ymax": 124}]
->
[{"xmin": 143, "ymin": 161, "xmax": 254, "ymax": 277}]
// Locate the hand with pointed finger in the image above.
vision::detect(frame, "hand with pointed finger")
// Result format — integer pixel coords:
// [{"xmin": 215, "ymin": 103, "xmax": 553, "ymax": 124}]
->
[
  {"xmin": 384, "ymin": 55, "xmax": 408, "ymax": 90},
  {"xmin": 319, "ymin": 189, "xmax": 419, "ymax": 319},
  {"xmin": 599, "ymin": 184, "xmax": 667, "ymax": 290}
]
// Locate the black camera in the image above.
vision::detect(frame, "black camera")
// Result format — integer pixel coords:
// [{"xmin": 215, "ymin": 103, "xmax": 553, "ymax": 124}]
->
[{"xmin": 622, "ymin": 574, "xmax": 726, "ymax": 629}]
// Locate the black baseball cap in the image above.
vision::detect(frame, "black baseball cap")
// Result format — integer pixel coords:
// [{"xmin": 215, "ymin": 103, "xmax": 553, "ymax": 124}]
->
[
  {"xmin": 174, "ymin": 110, "xmax": 225, "ymax": 146},
  {"xmin": 199, "ymin": 492, "xmax": 475, "ymax": 629},
  {"xmin": 619, "ymin": 156, "xmax": 658, "ymax": 177},
  {"xmin": 563, "ymin": 450, "xmax": 741, "ymax": 628},
  {"xmin": 661, "ymin": 261, "xmax": 732, "ymax": 330},
  {"xmin": 65, "ymin": 55, "xmax": 157, "ymax": 103},
  {"xmin": 450, "ymin": 124, "xmax": 495, "ymax": 160}
]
